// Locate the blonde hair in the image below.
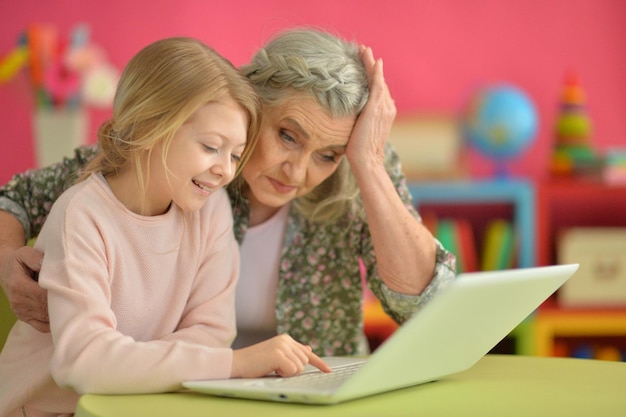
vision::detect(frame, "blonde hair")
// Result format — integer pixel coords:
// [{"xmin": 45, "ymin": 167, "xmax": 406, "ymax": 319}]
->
[
  {"xmin": 240, "ymin": 28, "xmax": 369, "ymax": 223},
  {"xmin": 80, "ymin": 37, "xmax": 261, "ymax": 205}
]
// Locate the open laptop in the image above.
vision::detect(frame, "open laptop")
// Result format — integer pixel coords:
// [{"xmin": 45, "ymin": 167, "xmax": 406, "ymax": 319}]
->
[{"xmin": 183, "ymin": 264, "xmax": 579, "ymax": 404}]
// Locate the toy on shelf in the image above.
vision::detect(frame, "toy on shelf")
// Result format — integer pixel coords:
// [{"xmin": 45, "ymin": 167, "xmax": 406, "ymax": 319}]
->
[
  {"xmin": 461, "ymin": 83, "xmax": 538, "ymax": 178},
  {"xmin": 550, "ymin": 72, "xmax": 602, "ymax": 177}
]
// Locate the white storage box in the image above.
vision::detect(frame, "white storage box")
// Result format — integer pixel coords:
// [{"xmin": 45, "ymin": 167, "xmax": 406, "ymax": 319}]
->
[{"xmin": 558, "ymin": 227, "xmax": 626, "ymax": 307}]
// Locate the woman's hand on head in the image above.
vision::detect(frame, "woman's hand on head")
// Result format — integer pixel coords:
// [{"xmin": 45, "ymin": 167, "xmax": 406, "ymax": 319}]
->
[
  {"xmin": 231, "ymin": 334, "xmax": 331, "ymax": 378},
  {"xmin": 0, "ymin": 245, "xmax": 49, "ymax": 332},
  {"xmin": 345, "ymin": 46, "xmax": 397, "ymax": 170}
]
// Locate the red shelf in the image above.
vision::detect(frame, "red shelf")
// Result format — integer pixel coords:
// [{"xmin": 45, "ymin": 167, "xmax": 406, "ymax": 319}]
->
[
  {"xmin": 537, "ymin": 178, "xmax": 626, "ymax": 266},
  {"xmin": 535, "ymin": 178, "xmax": 626, "ymax": 360}
]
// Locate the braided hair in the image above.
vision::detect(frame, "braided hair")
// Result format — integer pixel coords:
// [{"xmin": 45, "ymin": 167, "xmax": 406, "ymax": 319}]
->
[
  {"xmin": 239, "ymin": 29, "xmax": 369, "ymax": 224},
  {"xmin": 241, "ymin": 29, "xmax": 368, "ymax": 118}
]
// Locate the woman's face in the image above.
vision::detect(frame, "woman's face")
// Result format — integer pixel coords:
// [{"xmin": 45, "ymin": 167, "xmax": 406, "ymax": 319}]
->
[{"xmin": 242, "ymin": 95, "xmax": 356, "ymax": 210}]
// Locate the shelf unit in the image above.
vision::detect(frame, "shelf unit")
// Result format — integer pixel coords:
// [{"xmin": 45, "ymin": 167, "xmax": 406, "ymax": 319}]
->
[
  {"xmin": 534, "ymin": 301, "xmax": 626, "ymax": 358},
  {"xmin": 409, "ymin": 179, "xmax": 536, "ymax": 268},
  {"xmin": 537, "ymin": 178, "xmax": 626, "ymax": 266},
  {"xmin": 409, "ymin": 179, "xmax": 536, "ymax": 355},
  {"xmin": 363, "ymin": 178, "xmax": 626, "ymax": 360},
  {"xmin": 534, "ymin": 178, "xmax": 626, "ymax": 360}
]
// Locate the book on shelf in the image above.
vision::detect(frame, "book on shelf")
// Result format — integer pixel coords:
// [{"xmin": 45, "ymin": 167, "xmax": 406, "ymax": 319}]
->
[
  {"xmin": 426, "ymin": 214, "xmax": 515, "ymax": 273},
  {"xmin": 481, "ymin": 219, "xmax": 515, "ymax": 271},
  {"xmin": 433, "ymin": 218, "xmax": 478, "ymax": 274}
]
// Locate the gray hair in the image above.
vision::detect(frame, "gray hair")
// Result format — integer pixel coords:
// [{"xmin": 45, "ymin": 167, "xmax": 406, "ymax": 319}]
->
[
  {"xmin": 241, "ymin": 29, "xmax": 369, "ymax": 118},
  {"xmin": 241, "ymin": 29, "xmax": 370, "ymax": 224}
]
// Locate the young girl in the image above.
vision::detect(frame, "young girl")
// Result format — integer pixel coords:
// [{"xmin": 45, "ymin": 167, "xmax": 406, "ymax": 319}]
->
[{"xmin": 0, "ymin": 37, "xmax": 328, "ymax": 417}]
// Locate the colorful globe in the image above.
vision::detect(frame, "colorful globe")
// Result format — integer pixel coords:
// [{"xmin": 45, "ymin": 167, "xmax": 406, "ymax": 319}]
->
[{"xmin": 462, "ymin": 84, "xmax": 538, "ymax": 160}]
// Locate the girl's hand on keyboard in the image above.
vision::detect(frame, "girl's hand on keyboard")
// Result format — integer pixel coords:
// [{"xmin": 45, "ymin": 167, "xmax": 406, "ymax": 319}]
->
[{"xmin": 231, "ymin": 334, "xmax": 332, "ymax": 378}]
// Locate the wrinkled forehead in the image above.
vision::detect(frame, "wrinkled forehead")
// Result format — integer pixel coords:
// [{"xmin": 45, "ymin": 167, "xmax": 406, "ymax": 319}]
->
[{"xmin": 267, "ymin": 95, "xmax": 356, "ymax": 147}]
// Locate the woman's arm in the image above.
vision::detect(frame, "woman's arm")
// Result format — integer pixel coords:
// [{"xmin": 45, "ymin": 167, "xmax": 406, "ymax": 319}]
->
[
  {"xmin": 359, "ymin": 143, "xmax": 456, "ymax": 323},
  {"xmin": 347, "ymin": 47, "xmax": 451, "ymax": 296},
  {"xmin": 0, "ymin": 144, "xmax": 99, "ymax": 240},
  {"xmin": 0, "ymin": 210, "xmax": 48, "ymax": 331},
  {"xmin": 0, "ymin": 145, "xmax": 98, "ymax": 330}
]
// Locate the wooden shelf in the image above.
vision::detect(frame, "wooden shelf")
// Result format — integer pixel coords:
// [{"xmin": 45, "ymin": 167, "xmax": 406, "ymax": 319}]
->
[
  {"xmin": 537, "ymin": 178, "xmax": 626, "ymax": 266},
  {"xmin": 363, "ymin": 178, "xmax": 626, "ymax": 360},
  {"xmin": 534, "ymin": 305, "xmax": 626, "ymax": 357},
  {"xmin": 409, "ymin": 179, "xmax": 536, "ymax": 268},
  {"xmin": 535, "ymin": 178, "xmax": 626, "ymax": 360}
]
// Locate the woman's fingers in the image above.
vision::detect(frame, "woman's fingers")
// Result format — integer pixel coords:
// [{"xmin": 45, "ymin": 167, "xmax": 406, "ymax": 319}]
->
[
  {"xmin": 359, "ymin": 45, "xmax": 376, "ymax": 78},
  {"xmin": 0, "ymin": 246, "xmax": 50, "ymax": 332}
]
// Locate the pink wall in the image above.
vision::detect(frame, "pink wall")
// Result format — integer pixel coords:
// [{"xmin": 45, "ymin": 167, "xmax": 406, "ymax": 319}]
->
[{"xmin": 1, "ymin": 0, "xmax": 625, "ymax": 184}]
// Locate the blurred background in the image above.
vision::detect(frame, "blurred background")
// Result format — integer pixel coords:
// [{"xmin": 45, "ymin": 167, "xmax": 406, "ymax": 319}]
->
[
  {"xmin": 0, "ymin": 0, "xmax": 624, "ymax": 183},
  {"xmin": 2, "ymin": 0, "xmax": 626, "ymax": 359}
]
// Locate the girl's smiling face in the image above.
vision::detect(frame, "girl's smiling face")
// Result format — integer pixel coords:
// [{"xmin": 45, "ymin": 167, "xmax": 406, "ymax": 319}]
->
[{"xmin": 149, "ymin": 98, "xmax": 249, "ymax": 214}]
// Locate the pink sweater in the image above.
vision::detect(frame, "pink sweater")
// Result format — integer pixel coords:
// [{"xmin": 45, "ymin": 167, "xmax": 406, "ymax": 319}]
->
[{"xmin": 0, "ymin": 174, "xmax": 238, "ymax": 416}]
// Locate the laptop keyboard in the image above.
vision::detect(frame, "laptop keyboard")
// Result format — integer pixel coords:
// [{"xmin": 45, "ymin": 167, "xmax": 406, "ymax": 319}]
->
[{"xmin": 268, "ymin": 362, "xmax": 363, "ymax": 391}]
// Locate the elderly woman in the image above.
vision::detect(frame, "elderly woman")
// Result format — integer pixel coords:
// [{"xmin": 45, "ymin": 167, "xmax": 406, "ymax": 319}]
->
[{"xmin": 0, "ymin": 28, "xmax": 455, "ymax": 357}]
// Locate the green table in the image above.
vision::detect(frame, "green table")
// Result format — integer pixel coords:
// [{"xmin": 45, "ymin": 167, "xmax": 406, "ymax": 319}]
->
[{"xmin": 75, "ymin": 355, "xmax": 626, "ymax": 417}]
